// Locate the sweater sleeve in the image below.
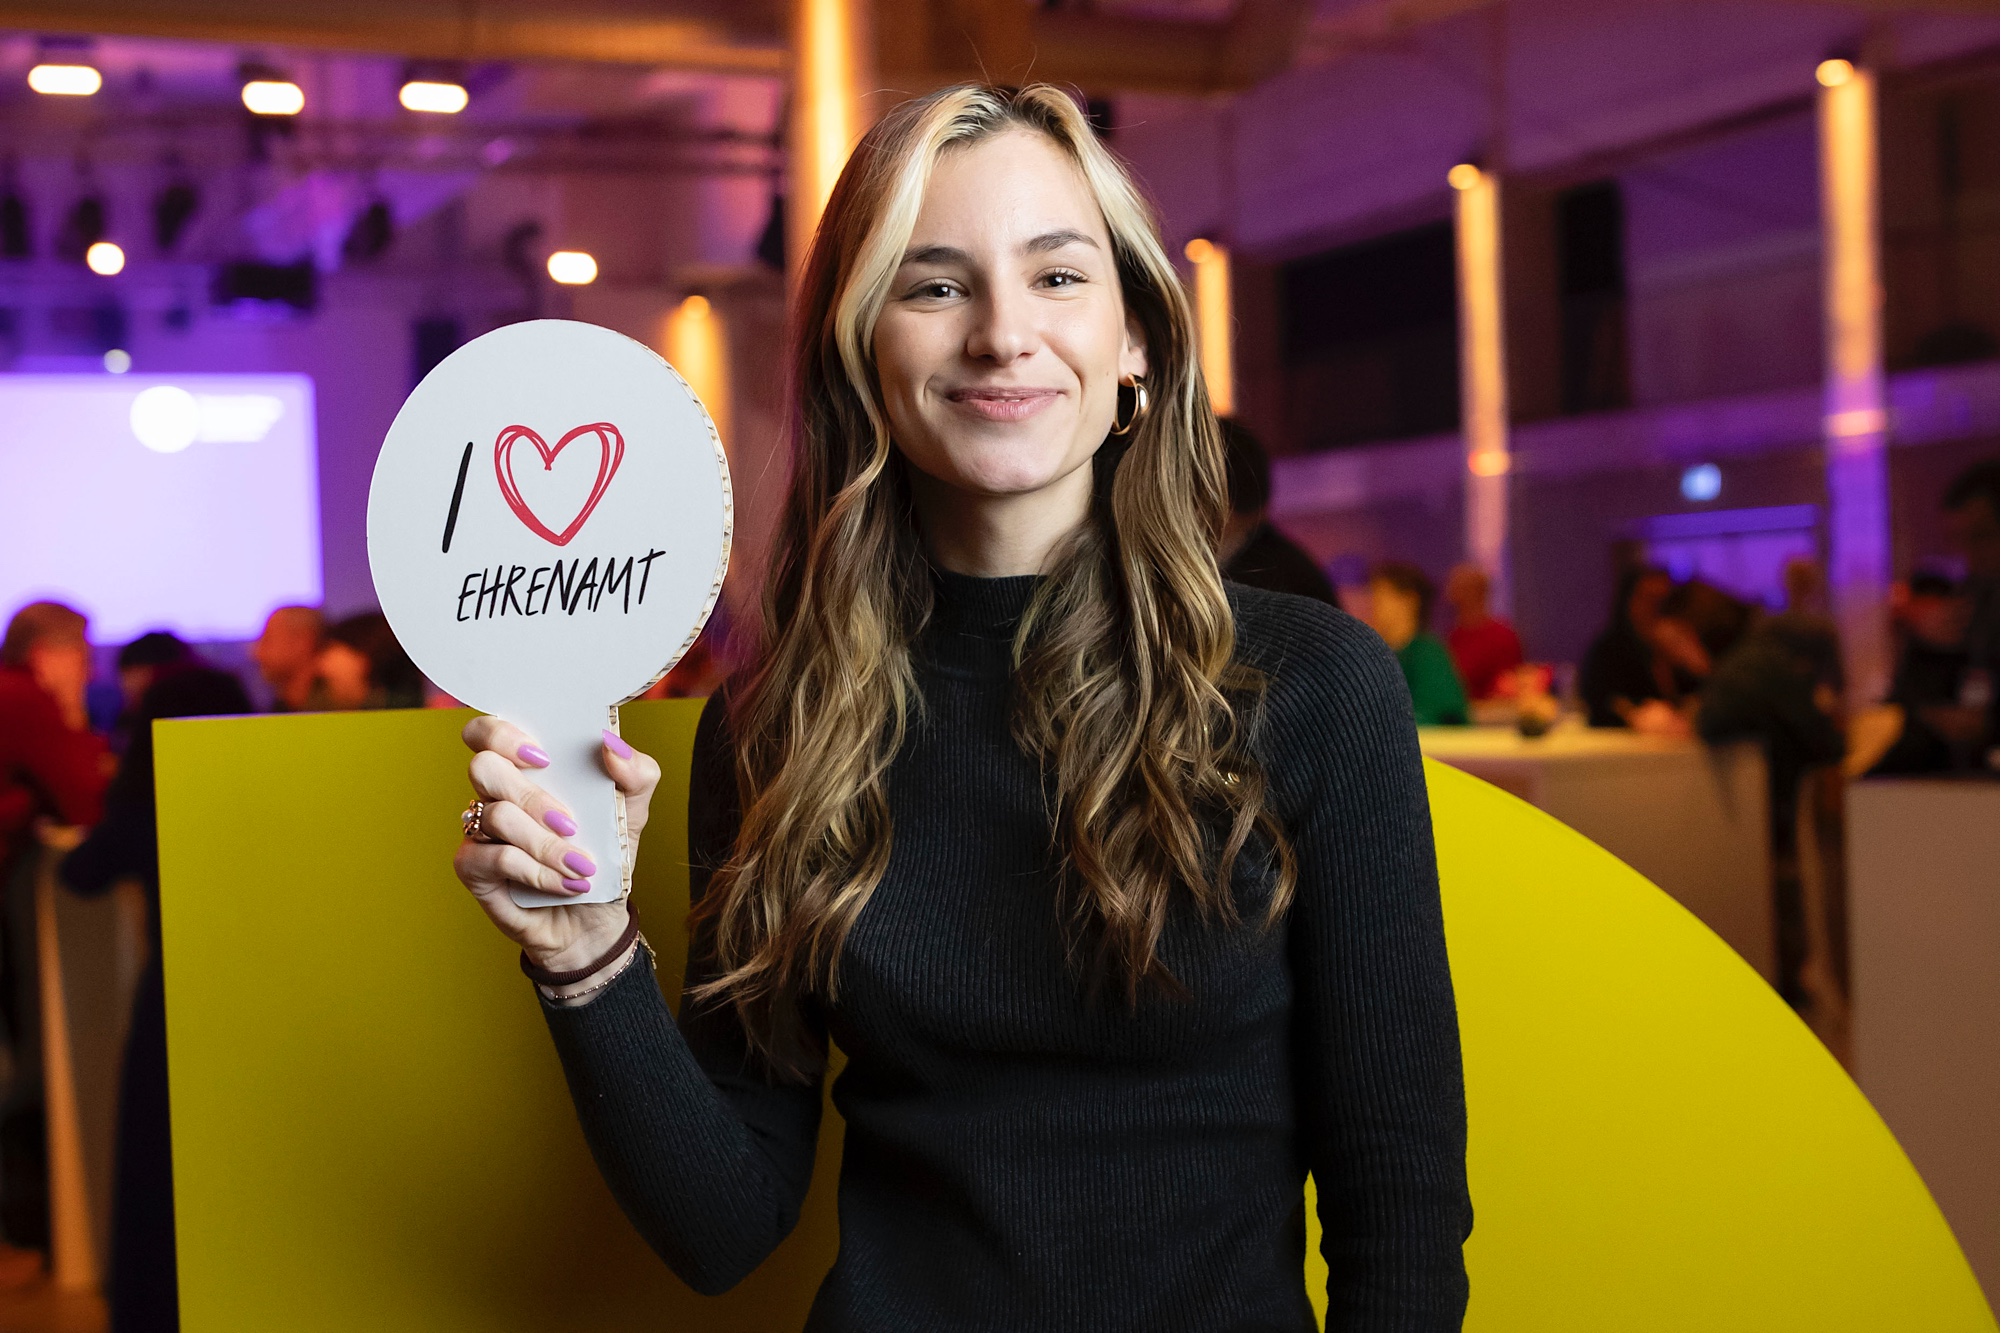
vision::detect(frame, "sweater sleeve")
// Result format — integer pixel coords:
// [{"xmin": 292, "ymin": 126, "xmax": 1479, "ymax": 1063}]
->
[
  {"xmin": 1258, "ymin": 601, "xmax": 1472, "ymax": 1328},
  {"xmin": 539, "ymin": 692, "xmax": 827, "ymax": 1295}
]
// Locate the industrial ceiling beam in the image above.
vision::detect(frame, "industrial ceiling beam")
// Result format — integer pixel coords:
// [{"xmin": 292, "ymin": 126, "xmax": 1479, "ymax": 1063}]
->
[
  {"xmin": 0, "ymin": 1, "xmax": 787, "ymax": 74},
  {"xmin": 879, "ymin": 0, "xmax": 1316, "ymax": 96},
  {"xmin": 6, "ymin": 0, "xmax": 1968, "ymax": 95},
  {"xmin": 0, "ymin": 0, "xmax": 1320, "ymax": 94}
]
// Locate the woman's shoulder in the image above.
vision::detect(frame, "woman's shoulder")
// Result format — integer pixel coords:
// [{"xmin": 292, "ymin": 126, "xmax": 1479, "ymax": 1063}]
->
[{"xmin": 1226, "ymin": 583, "xmax": 1408, "ymax": 722}]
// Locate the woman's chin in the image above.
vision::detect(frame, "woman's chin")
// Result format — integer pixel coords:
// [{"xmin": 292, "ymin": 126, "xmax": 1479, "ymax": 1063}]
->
[{"xmin": 915, "ymin": 443, "xmax": 1094, "ymax": 501}]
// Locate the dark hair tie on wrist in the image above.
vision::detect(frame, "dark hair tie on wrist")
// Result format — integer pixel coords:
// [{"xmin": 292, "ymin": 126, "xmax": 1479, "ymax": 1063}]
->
[{"xmin": 520, "ymin": 903, "xmax": 640, "ymax": 988}]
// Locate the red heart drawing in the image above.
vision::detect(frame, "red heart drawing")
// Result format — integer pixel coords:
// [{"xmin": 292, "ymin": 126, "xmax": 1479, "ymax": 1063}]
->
[{"xmin": 493, "ymin": 422, "xmax": 625, "ymax": 546}]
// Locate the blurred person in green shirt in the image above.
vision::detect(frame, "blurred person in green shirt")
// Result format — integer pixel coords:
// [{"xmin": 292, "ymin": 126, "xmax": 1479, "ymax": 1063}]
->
[{"xmin": 1367, "ymin": 562, "xmax": 1469, "ymax": 726}]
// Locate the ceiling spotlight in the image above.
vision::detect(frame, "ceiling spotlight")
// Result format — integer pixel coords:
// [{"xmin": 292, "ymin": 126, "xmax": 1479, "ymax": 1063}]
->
[
  {"xmin": 1448, "ymin": 163, "xmax": 1482, "ymax": 191},
  {"xmin": 399, "ymin": 80, "xmax": 468, "ymax": 114},
  {"xmin": 242, "ymin": 79, "xmax": 304, "ymax": 116},
  {"xmin": 103, "ymin": 348, "xmax": 131, "ymax": 374},
  {"xmin": 86, "ymin": 240, "xmax": 125, "ymax": 275},
  {"xmin": 1816, "ymin": 58, "xmax": 1855, "ymax": 88},
  {"xmin": 28, "ymin": 63, "xmax": 101, "ymax": 96},
  {"xmin": 546, "ymin": 250, "xmax": 597, "ymax": 285},
  {"xmin": 1680, "ymin": 463, "xmax": 1722, "ymax": 503}
]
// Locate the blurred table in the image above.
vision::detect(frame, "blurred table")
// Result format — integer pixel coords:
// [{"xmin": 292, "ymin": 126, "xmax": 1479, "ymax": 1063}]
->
[
  {"xmin": 1420, "ymin": 726, "xmax": 1773, "ymax": 980},
  {"xmin": 1847, "ymin": 777, "xmax": 1998, "ymax": 1309}
]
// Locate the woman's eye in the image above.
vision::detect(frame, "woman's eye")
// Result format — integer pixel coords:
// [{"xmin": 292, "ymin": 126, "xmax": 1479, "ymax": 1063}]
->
[
  {"xmin": 910, "ymin": 281, "xmax": 959, "ymax": 300},
  {"xmin": 1041, "ymin": 269, "xmax": 1085, "ymax": 288}
]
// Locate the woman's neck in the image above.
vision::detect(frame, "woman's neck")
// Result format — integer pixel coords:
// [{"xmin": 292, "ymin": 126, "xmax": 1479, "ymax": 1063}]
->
[{"xmin": 909, "ymin": 463, "xmax": 1093, "ymax": 577}]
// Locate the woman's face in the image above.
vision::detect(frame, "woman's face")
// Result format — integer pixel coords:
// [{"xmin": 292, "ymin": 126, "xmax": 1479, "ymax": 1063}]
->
[
  {"xmin": 1627, "ymin": 573, "xmax": 1671, "ymax": 631},
  {"xmin": 871, "ymin": 129, "xmax": 1147, "ymax": 519},
  {"xmin": 1367, "ymin": 579, "xmax": 1421, "ymax": 651},
  {"xmin": 316, "ymin": 642, "xmax": 372, "ymax": 709}
]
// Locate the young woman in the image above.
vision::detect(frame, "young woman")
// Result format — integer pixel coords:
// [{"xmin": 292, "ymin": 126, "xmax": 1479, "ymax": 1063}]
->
[{"xmin": 452, "ymin": 84, "xmax": 1470, "ymax": 1330}]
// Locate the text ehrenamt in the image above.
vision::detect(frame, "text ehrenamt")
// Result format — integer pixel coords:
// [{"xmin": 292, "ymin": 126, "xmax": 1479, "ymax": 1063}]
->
[{"xmin": 456, "ymin": 551, "xmax": 669, "ymax": 621}]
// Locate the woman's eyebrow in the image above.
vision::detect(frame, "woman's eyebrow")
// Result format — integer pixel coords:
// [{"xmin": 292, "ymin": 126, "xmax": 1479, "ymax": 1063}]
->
[
  {"xmin": 900, "ymin": 243, "xmax": 970, "ymax": 267},
  {"xmin": 898, "ymin": 231, "xmax": 1100, "ymax": 267},
  {"xmin": 1022, "ymin": 229, "xmax": 1098, "ymax": 255}
]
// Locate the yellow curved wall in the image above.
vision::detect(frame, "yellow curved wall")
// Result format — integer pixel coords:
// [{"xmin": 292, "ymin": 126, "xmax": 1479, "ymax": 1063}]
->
[{"xmin": 153, "ymin": 702, "xmax": 1991, "ymax": 1329}]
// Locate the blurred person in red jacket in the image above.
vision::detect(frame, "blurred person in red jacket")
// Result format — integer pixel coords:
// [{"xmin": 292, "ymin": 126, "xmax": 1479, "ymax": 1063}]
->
[
  {"xmin": 0, "ymin": 601, "xmax": 108, "ymax": 867},
  {"xmin": 0, "ymin": 600, "xmax": 110, "ymax": 1275},
  {"xmin": 1442, "ymin": 563, "xmax": 1523, "ymax": 701}
]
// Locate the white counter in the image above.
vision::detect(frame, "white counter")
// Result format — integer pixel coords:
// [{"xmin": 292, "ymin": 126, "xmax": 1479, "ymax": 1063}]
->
[
  {"xmin": 1420, "ymin": 726, "xmax": 1773, "ymax": 980},
  {"xmin": 1848, "ymin": 777, "xmax": 1999, "ymax": 1309}
]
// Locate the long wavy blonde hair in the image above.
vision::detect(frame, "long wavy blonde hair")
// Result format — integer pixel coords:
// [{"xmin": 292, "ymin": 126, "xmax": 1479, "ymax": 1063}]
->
[{"xmin": 691, "ymin": 84, "xmax": 1295, "ymax": 1072}]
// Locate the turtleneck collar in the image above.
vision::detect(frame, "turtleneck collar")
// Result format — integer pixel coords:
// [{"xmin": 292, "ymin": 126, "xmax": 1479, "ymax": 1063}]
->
[{"xmin": 929, "ymin": 567, "xmax": 1041, "ymax": 638}]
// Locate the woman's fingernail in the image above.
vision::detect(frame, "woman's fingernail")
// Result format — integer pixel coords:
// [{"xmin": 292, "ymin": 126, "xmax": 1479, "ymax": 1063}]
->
[
  {"xmin": 564, "ymin": 851, "xmax": 597, "ymax": 877},
  {"xmin": 601, "ymin": 729, "xmax": 634, "ymax": 759},
  {"xmin": 561, "ymin": 877, "xmax": 591, "ymax": 894},
  {"xmin": 543, "ymin": 809, "xmax": 578, "ymax": 837},
  {"xmin": 518, "ymin": 744, "xmax": 551, "ymax": 768}
]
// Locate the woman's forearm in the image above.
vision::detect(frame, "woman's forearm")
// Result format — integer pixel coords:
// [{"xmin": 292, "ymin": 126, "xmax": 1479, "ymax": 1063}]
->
[{"xmin": 540, "ymin": 951, "xmax": 823, "ymax": 1294}]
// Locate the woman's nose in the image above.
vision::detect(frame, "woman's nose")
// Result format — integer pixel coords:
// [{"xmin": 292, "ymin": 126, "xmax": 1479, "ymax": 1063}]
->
[{"xmin": 964, "ymin": 287, "xmax": 1038, "ymax": 364}]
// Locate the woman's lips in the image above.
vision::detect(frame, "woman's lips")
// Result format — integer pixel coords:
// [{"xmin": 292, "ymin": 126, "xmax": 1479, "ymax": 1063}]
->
[{"xmin": 945, "ymin": 387, "xmax": 1061, "ymax": 422}]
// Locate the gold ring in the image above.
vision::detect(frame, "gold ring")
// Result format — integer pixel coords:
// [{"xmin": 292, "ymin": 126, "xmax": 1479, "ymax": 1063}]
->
[{"xmin": 461, "ymin": 799, "xmax": 497, "ymax": 843}]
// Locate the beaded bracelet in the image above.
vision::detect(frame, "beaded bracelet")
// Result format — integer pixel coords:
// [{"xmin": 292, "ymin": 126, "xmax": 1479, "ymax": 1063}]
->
[{"xmin": 540, "ymin": 936, "xmax": 651, "ymax": 1007}]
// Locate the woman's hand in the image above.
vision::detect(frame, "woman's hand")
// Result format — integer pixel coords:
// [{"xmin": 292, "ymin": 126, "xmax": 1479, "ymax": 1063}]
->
[{"xmin": 452, "ymin": 717, "xmax": 662, "ymax": 979}]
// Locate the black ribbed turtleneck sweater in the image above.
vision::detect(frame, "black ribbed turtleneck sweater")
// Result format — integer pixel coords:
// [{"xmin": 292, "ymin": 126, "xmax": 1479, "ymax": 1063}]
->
[{"xmin": 542, "ymin": 573, "xmax": 1471, "ymax": 1331}]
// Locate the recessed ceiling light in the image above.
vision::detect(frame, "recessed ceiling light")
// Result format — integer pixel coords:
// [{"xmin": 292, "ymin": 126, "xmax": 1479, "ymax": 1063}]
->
[
  {"xmin": 546, "ymin": 250, "xmax": 598, "ymax": 285},
  {"xmin": 28, "ymin": 63, "xmax": 101, "ymax": 96},
  {"xmin": 399, "ymin": 80, "xmax": 468, "ymax": 114},
  {"xmin": 242, "ymin": 79, "xmax": 304, "ymax": 116}
]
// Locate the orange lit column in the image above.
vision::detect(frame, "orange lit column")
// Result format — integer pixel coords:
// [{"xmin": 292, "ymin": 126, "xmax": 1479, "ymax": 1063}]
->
[
  {"xmin": 787, "ymin": 0, "xmax": 875, "ymax": 277},
  {"xmin": 1817, "ymin": 58, "xmax": 1891, "ymax": 706},
  {"xmin": 1452, "ymin": 164, "xmax": 1511, "ymax": 614},
  {"xmin": 663, "ymin": 294, "xmax": 731, "ymax": 452},
  {"xmin": 1185, "ymin": 238, "xmax": 1235, "ymax": 417}
]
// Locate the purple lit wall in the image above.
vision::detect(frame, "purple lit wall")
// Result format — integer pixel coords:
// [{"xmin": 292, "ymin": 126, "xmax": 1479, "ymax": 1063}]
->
[{"xmin": 0, "ymin": 373, "xmax": 320, "ymax": 641}]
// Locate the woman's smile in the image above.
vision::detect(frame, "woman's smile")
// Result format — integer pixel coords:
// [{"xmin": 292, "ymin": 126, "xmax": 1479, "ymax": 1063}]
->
[{"xmin": 942, "ymin": 385, "xmax": 1064, "ymax": 422}]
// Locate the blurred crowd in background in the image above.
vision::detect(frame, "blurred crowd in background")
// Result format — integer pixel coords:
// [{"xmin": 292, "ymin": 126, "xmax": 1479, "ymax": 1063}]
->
[
  {"xmin": 0, "ymin": 403, "xmax": 1990, "ymax": 1323},
  {"xmin": 0, "ymin": 575, "xmax": 729, "ymax": 1315}
]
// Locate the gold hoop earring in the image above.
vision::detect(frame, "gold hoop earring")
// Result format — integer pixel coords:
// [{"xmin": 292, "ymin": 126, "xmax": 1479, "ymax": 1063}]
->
[{"xmin": 1110, "ymin": 376, "xmax": 1149, "ymax": 436}]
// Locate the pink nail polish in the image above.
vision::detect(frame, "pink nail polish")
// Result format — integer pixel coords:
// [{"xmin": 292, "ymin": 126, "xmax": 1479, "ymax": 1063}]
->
[
  {"xmin": 561, "ymin": 877, "xmax": 591, "ymax": 893},
  {"xmin": 601, "ymin": 729, "xmax": 634, "ymax": 759},
  {"xmin": 518, "ymin": 744, "xmax": 551, "ymax": 768},
  {"xmin": 564, "ymin": 851, "xmax": 597, "ymax": 877},
  {"xmin": 543, "ymin": 809, "xmax": 578, "ymax": 837}
]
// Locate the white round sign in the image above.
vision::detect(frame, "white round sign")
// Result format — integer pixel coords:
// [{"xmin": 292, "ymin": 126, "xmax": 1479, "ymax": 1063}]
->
[{"xmin": 368, "ymin": 319, "xmax": 731, "ymax": 905}]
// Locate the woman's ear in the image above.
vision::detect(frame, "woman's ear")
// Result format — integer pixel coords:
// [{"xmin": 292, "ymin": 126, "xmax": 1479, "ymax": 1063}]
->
[{"xmin": 1120, "ymin": 314, "xmax": 1150, "ymax": 381}]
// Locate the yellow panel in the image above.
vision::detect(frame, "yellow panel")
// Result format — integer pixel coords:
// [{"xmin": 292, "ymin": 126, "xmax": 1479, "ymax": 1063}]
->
[
  {"xmin": 155, "ymin": 712, "xmax": 1991, "ymax": 1329},
  {"xmin": 1423, "ymin": 759, "xmax": 1990, "ymax": 1330},
  {"xmin": 155, "ymin": 701, "xmax": 839, "ymax": 1330}
]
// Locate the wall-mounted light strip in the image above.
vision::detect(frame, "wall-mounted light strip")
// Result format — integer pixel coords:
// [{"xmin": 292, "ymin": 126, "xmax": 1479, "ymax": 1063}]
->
[
  {"xmin": 663, "ymin": 294, "xmax": 730, "ymax": 450},
  {"xmin": 787, "ymin": 0, "xmax": 874, "ymax": 279},
  {"xmin": 1184, "ymin": 238, "xmax": 1234, "ymax": 418},
  {"xmin": 1817, "ymin": 56, "xmax": 1891, "ymax": 704},
  {"xmin": 1451, "ymin": 161, "xmax": 1512, "ymax": 611}
]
